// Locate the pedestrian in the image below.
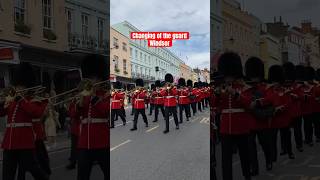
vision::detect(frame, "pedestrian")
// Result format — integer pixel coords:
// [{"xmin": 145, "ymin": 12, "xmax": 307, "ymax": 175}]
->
[
  {"xmin": 44, "ymin": 100, "xmax": 60, "ymax": 150},
  {"xmin": 130, "ymin": 79, "xmax": 148, "ymax": 131}
]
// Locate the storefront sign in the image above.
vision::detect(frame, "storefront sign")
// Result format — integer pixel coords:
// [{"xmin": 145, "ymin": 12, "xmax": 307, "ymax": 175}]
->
[{"xmin": 0, "ymin": 48, "xmax": 14, "ymax": 60}]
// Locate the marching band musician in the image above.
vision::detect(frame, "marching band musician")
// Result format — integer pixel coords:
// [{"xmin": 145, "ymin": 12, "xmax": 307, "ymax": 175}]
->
[
  {"xmin": 163, "ymin": 73, "xmax": 179, "ymax": 134},
  {"xmin": 177, "ymin": 78, "xmax": 191, "ymax": 123},
  {"xmin": 130, "ymin": 79, "xmax": 148, "ymax": 131},
  {"xmin": 76, "ymin": 54, "xmax": 109, "ymax": 180},
  {"xmin": 194, "ymin": 82, "xmax": 202, "ymax": 112},
  {"xmin": 111, "ymin": 81, "xmax": 126, "ymax": 128},
  {"xmin": 148, "ymin": 84, "xmax": 156, "ymax": 116},
  {"xmin": 1, "ymin": 62, "xmax": 49, "ymax": 180},
  {"xmin": 66, "ymin": 98, "xmax": 81, "ymax": 170},
  {"xmin": 153, "ymin": 80, "xmax": 165, "ymax": 122},
  {"xmin": 244, "ymin": 57, "xmax": 275, "ymax": 175},
  {"xmin": 213, "ymin": 52, "xmax": 252, "ymax": 180}
]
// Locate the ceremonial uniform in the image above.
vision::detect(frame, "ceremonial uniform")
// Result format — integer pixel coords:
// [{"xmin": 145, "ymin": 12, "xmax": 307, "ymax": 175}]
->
[
  {"xmin": 148, "ymin": 84, "xmax": 155, "ymax": 115},
  {"xmin": 111, "ymin": 84, "xmax": 126, "ymax": 128},
  {"xmin": 131, "ymin": 79, "xmax": 148, "ymax": 131},
  {"xmin": 178, "ymin": 78, "xmax": 191, "ymax": 123},
  {"xmin": 153, "ymin": 81, "xmax": 165, "ymax": 122}
]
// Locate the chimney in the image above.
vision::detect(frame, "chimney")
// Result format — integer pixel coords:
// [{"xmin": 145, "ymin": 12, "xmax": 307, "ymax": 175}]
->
[{"xmin": 301, "ymin": 20, "xmax": 312, "ymax": 34}]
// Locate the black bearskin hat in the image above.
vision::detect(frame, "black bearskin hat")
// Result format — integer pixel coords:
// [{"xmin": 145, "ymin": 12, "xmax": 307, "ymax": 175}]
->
[
  {"xmin": 81, "ymin": 54, "xmax": 108, "ymax": 80},
  {"xmin": 151, "ymin": 84, "xmax": 155, "ymax": 90},
  {"xmin": 165, "ymin": 73, "xmax": 174, "ymax": 83},
  {"xmin": 316, "ymin": 69, "xmax": 320, "ymax": 81},
  {"xmin": 295, "ymin": 65, "xmax": 305, "ymax": 81},
  {"xmin": 218, "ymin": 52, "xmax": 243, "ymax": 79},
  {"xmin": 12, "ymin": 62, "xmax": 36, "ymax": 88},
  {"xmin": 268, "ymin": 65, "xmax": 284, "ymax": 83},
  {"xmin": 187, "ymin": 80, "xmax": 193, "ymax": 87},
  {"xmin": 135, "ymin": 78, "xmax": 144, "ymax": 87},
  {"xmin": 160, "ymin": 81, "xmax": 166, "ymax": 87},
  {"xmin": 194, "ymin": 82, "xmax": 199, "ymax": 88},
  {"xmin": 178, "ymin": 78, "xmax": 186, "ymax": 87},
  {"xmin": 305, "ymin": 66, "xmax": 315, "ymax": 81},
  {"xmin": 283, "ymin": 62, "xmax": 296, "ymax": 81},
  {"xmin": 155, "ymin": 80, "xmax": 161, "ymax": 87},
  {"xmin": 114, "ymin": 81, "xmax": 122, "ymax": 89},
  {"xmin": 245, "ymin": 57, "xmax": 264, "ymax": 79}
]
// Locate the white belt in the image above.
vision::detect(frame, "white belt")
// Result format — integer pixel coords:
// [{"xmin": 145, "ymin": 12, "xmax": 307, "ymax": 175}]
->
[
  {"xmin": 7, "ymin": 123, "xmax": 33, "ymax": 128},
  {"xmin": 135, "ymin": 99, "xmax": 144, "ymax": 101},
  {"xmin": 81, "ymin": 118, "xmax": 107, "ymax": 124},
  {"xmin": 165, "ymin": 96, "xmax": 175, "ymax": 98},
  {"xmin": 154, "ymin": 97, "xmax": 163, "ymax": 99},
  {"xmin": 179, "ymin": 96, "xmax": 187, "ymax": 98},
  {"xmin": 112, "ymin": 100, "xmax": 120, "ymax": 102},
  {"xmin": 222, "ymin": 108, "xmax": 245, "ymax": 113},
  {"xmin": 32, "ymin": 119, "xmax": 41, "ymax": 122}
]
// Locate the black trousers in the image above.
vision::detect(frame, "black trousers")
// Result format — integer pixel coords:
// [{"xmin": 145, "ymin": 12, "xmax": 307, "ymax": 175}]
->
[
  {"xmin": 111, "ymin": 109, "xmax": 126, "ymax": 127},
  {"xmin": 3, "ymin": 149, "xmax": 49, "ymax": 180},
  {"xmin": 17, "ymin": 140, "xmax": 51, "ymax": 180},
  {"xmin": 77, "ymin": 149, "xmax": 109, "ymax": 180},
  {"xmin": 191, "ymin": 102, "xmax": 197, "ymax": 115},
  {"xmin": 149, "ymin": 103, "xmax": 154, "ymax": 115},
  {"xmin": 293, "ymin": 116, "xmax": 303, "ymax": 148},
  {"xmin": 131, "ymin": 106, "xmax": 135, "ymax": 115},
  {"xmin": 248, "ymin": 130, "xmax": 273, "ymax": 173},
  {"xmin": 69, "ymin": 134, "xmax": 79, "ymax": 165},
  {"xmin": 304, "ymin": 113, "xmax": 315, "ymax": 144},
  {"xmin": 179, "ymin": 104, "xmax": 191, "ymax": 123},
  {"xmin": 154, "ymin": 104, "xmax": 165, "ymax": 122},
  {"xmin": 210, "ymin": 138, "xmax": 217, "ymax": 180},
  {"xmin": 198, "ymin": 101, "xmax": 202, "ymax": 112},
  {"xmin": 314, "ymin": 112, "xmax": 320, "ymax": 139},
  {"xmin": 164, "ymin": 106, "xmax": 179, "ymax": 131},
  {"xmin": 133, "ymin": 109, "xmax": 148, "ymax": 128},
  {"xmin": 221, "ymin": 134, "xmax": 251, "ymax": 180},
  {"xmin": 270, "ymin": 129, "xmax": 279, "ymax": 162},
  {"xmin": 280, "ymin": 127, "xmax": 293, "ymax": 155}
]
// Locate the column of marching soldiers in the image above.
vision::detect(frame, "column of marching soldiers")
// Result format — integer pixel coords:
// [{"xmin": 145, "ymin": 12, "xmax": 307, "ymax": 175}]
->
[
  {"xmin": 0, "ymin": 53, "xmax": 211, "ymax": 180},
  {"xmin": 211, "ymin": 52, "xmax": 320, "ymax": 180}
]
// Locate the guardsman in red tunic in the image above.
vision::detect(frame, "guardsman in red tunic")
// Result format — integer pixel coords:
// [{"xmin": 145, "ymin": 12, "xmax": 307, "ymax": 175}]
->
[
  {"xmin": 194, "ymin": 82, "xmax": 202, "ymax": 112},
  {"xmin": 213, "ymin": 52, "xmax": 252, "ymax": 180},
  {"xmin": 177, "ymin": 78, "xmax": 191, "ymax": 123},
  {"xmin": 163, "ymin": 73, "xmax": 179, "ymax": 134},
  {"xmin": 313, "ymin": 69, "xmax": 320, "ymax": 142},
  {"xmin": 244, "ymin": 57, "xmax": 274, "ymax": 176},
  {"xmin": 187, "ymin": 80, "xmax": 197, "ymax": 116},
  {"xmin": 153, "ymin": 80, "xmax": 165, "ymax": 122},
  {"xmin": 148, "ymin": 84, "xmax": 155, "ymax": 116},
  {"xmin": 76, "ymin": 54, "xmax": 109, "ymax": 180},
  {"xmin": 130, "ymin": 78, "xmax": 148, "ymax": 131},
  {"xmin": 66, "ymin": 99, "xmax": 81, "ymax": 170},
  {"xmin": 110, "ymin": 81, "xmax": 126, "ymax": 128},
  {"xmin": 1, "ymin": 63, "xmax": 49, "ymax": 180}
]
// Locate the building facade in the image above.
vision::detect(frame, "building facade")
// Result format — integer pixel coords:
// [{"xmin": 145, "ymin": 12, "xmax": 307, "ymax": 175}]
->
[
  {"xmin": 222, "ymin": 0, "xmax": 261, "ymax": 65},
  {"xmin": 210, "ymin": 0, "xmax": 223, "ymax": 72},
  {"xmin": 200, "ymin": 68, "xmax": 210, "ymax": 83},
  {"xmin": 112, "ymin": 21, "xmax": 183, "ymax": 84},
  {"xmin": 260, "ymin": 24, "xmax": 282, "ymax": 77},
  {"xmin": 179, "ymin": 63, "xmax": 193, "ymax": 81},
  {"xmin": 110, "ymin": 27, "xmax": 131, "ymax": 81},
  {"xmin": 65, "ymin": 0, "xmax": 109, "ymax": 55}
]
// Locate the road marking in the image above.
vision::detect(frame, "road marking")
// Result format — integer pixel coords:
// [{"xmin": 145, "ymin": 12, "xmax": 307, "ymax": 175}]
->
[
  {"xmin": 146, "ymin": 125, "xmax": 159, "ymax": 132},
  {"xmin": 200, "ymin": 117, "xmax": 210, "ymax": 124},
  {"xmin": 110, "ymin": 140, "xmax": 131, "ymax": 152},
  {"xmin": 115, "ymin": 120, "xmax": 132, "ymax": 127}
]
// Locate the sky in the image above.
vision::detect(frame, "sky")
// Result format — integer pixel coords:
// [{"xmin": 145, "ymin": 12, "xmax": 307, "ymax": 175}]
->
[
  {"xmin": 237, "ymin": 0, "xmax": 320, "ymax": 28},
  {"xmin": 110, "ymin": 0, "xmax": 210, "ymax": 69}
]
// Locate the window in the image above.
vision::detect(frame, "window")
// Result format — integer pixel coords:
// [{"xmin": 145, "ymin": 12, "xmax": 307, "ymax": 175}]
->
[
  {"xmin": 114, "ymin": 55, "xmax": 119, "ymax": 70},
  {"xmin": 122, "ymin": 42, "xmax": 127, "ymax": 51},
  {"xmin": 66, "ymin": 9, "xmax": 73, "ymax": 38},
  {"xmin": 81, "ymin": 13, "xmax": 89, "ymax": 40},
  {"xmin": 144, "ymin": 54, "xmax": 147, "ymax": 63},
  {"xmin": 14, "ymin": 0, "xmax": 26, "ymax": 24},
  {"xmin": 135, "ymin": 50, "xmax": 138, "ymax": 58},
  {"xmin": 98, "ymin": 18, "xmax": 104, "ymax": 47},
  {"xmin": 148, "ymin": 56, "xmax": 150, "ymax": 64},
  {"xmin": 123, "ymin": 59, "xmax": 127, "ymax": 72},
  {"xmin": 42, "ymin": 0, "xmax": 53, "ymax": 29},
  {"xmin": 113, "ymin": 37, "xmax": 118, "ymax": 47},
  {"xmin": 130, "ymin": 47, "xmax": 133, "ymax": 56},
  {"xmin": 140, "ymin": 52, "xmax": 142, "ymax": 60}
]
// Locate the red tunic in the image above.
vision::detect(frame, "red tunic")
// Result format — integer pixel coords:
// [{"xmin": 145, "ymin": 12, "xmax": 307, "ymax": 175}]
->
[
  {"xmin": 162, "ymin": 87, "xmax": 178, "ymax": 107},
  {"xmin": 299, "ymin": 83, "xmax": 315, "ymax": 115},
  {"xmin": 111, "ymin": 92, "xmax": 125, "ymax": 109},
  {"xmin": 153, "ymin": 88, "xmax": 165, "ymax": 105},
  {"xmin": 313, "ymin": 84, "xmax": 320, "ymax": 113},
  {"xmin": 213, "ymin": 83, "xmax": 254, "ymax": 135},
  {"xmin": 133, "ymin": 90, "xmax": 146, "ymax": 109},
  {"xmin": 178, "ymin": 87, "xmax": 190, "ymax": 105},
  {"xmin": 78, "ymin": 91, "xmax": 109, "ymax": 149},
  {"xmin": 1, "ymin": 98, "xmax": 47, "ymax": 150}
]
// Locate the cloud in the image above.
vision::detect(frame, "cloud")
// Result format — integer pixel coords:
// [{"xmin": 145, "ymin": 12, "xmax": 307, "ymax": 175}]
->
[
  {"xmin": 111, "ymin": 0, "xmax": 210, "ymax": 69},
  {"xmin": 186, "ymin": 52, "xmax": 210, "ymax": 69}
]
